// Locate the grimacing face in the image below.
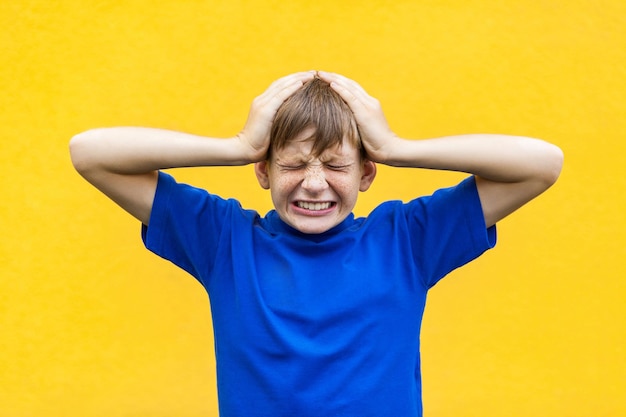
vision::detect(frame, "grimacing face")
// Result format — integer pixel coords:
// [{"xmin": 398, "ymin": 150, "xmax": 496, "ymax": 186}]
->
[{"xmin": 255, "ymin": 127, "xmax": 376, "ymax": 234}]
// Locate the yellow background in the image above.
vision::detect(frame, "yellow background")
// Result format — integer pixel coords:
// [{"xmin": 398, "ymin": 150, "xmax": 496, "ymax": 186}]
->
[{"xmin": 1, "ymin": 1, "xmax": 624, "ymax": 416}]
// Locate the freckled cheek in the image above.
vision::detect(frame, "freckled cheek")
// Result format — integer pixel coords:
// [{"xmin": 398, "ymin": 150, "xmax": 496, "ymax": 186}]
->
[
  {"xmin": 271, "ymin": 174, "xmax": 302, "ymax": 200},
  {"xmin": 326, "ymin": 175, "xmax": 359, "ymax": 200}
]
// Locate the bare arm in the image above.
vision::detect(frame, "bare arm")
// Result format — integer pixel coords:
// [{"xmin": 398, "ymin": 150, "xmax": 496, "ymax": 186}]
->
[
  {"xmin": 318, "ymin": 71, "xmax": 563, "ymax": 227},
  {"xmin": 69, "ymin": 72, "xmax": 315, "ymax": 225},
  {"xmin": 376, "ymin": 134, "xmax": 563, "ymax": 227},
  {"xmin": 69, "ymin": 128, "xmax": 251, "ymax": 224}
]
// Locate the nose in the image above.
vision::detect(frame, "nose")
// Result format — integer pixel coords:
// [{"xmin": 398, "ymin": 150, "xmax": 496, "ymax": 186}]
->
[{"xmin": 301, "ymin": 164, "xmax": 328, "ymax": 193}]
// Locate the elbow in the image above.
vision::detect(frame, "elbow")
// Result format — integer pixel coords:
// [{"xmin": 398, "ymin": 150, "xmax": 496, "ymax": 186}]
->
[
  {"xmin": 69, "ymin": 132, "xmax": 88, "ymax": 175},
  {"xmin": 69, "ymin": 129, "xmax": 101, "ymax": 176},
  {"xmin": 539, "ymin": 143, "xmax": 564, "ymax": 189}
]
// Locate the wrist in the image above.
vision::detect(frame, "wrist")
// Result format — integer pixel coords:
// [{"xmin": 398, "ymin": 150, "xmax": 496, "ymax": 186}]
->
[
  {"xmin": 232, "ymin": 134, "xmax": 268, "ymax": 164},
  {"xmin": 366, "ymin": 134, "xmax": 405, "ymax": 165}
]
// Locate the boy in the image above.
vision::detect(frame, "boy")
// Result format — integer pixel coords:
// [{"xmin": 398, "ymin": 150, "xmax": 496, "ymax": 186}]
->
[{"xmin": 70, "ymin": 71, "xmax": 563, "ymax": 416}]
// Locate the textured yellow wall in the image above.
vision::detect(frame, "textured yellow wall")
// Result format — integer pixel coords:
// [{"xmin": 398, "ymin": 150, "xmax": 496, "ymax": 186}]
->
[{"xmin": 1, "ymin": 1, "xmax": 624, "ymax": 416}]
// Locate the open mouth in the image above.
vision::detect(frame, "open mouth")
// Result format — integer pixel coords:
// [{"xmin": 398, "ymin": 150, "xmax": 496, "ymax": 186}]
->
[{"xmin": 295, "ymin": 201, "xmax": 334, "ymax": 211}]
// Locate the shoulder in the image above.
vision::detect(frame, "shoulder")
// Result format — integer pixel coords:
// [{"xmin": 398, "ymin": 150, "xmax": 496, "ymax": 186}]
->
[
  {"xmin": 368, "ymin": 177, "xmax": 479, "ymax": 219},
  {"xmin": 151, "ymin": 171, "xmax": 259, "ymax": 227}
]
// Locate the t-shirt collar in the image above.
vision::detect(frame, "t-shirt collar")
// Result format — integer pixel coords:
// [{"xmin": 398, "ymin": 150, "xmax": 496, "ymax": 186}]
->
[{"xmin": 264, "ymin": 210, "xmax": 356, "ymax": 241}]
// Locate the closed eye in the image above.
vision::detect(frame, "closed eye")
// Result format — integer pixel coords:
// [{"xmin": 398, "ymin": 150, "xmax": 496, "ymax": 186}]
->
[
  {"xmin": 277, "ymin": 163, "xmax": 305, "ymax": 171},
  {"xmin": 326, "ymin": 164, "xmax": 352, "ymax": 171}
]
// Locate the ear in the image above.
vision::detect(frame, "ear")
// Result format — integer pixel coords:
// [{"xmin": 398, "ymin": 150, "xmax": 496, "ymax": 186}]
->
[
  {"xmin": 254, "ymin": 161, "xmax": 271, "ymax": 190},
  {"xmin": 359, "ymin": 160, "xmax": 377, "ymax": 192}
]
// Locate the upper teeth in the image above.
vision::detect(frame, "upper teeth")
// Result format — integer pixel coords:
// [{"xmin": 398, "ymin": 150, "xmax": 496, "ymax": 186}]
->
[{"xmin": 298, "ymin": 201, "xmax": 331, "ymax": 211}]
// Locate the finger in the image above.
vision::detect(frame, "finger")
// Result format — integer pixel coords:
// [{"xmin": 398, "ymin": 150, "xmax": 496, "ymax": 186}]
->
[
  {"xmin": 255, "ymin": 71, "xmax": 315, "ymax": 106},
  {"xmin": 320, "ymin": 73, "xmax": 377, "ymax": 115},
  {"xmin": 264, "ymin": 71, "xmax": 316, "ymax": 97},
  {"xmin": 269, "ymin": 78, "xmax": 309, "ymax": 106},
  {"xmin": 327, "ymin": 81, "xmax": 369, "ymax": 116},
  {"xmin": 318, "ymin": 71, "xmax": 370, "ymax": 100},
  {"xmin": 248, "ymin": 77, "xmax": 312, "ymax": 128},
  {"xmin": 268, "ymin": 72, "xmax": 316, "ymax": 105},
  {"xmin": 316, "ymin": 74, "xmax": 372, "ymax": 117}
]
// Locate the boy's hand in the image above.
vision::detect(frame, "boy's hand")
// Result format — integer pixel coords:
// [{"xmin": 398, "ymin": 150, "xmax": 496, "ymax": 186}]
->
[
  {"xmin": 237, "ymin": 71, "xmax": 316, "ymax": 162},
  {"xmin": 318, "ymin": 71, "xmax": 399, "ymax": 164}
]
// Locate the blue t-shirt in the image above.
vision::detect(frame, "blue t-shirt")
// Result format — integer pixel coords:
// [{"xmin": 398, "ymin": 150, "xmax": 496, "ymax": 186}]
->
[{"xmin": 142, "ymin": 172, "xmax": 496, "ymax": 417}]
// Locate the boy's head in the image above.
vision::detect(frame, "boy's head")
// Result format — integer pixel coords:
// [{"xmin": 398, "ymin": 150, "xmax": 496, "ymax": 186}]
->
[
  {"xmin": 267, "ymin": 76, "xmax": 365, "ymax": 161},
  {"xmin": 255, "ymin": 76, "xmax": 376, "ymax": 234}
]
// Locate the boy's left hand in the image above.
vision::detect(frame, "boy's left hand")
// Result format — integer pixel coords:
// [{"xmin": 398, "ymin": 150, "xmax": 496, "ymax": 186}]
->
[{"xmin": 317, "ymin": 71, "xmax": 399, "ymax": 163}]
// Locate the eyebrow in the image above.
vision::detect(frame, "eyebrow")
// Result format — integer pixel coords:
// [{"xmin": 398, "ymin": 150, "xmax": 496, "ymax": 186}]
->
[
  {"xmin": 274, "ymin": 146, "xmax": 357, "ymax": 165},
  {"xmin": 275, "ymin": 155, "xmax": 310, "ymax": 165},
  {"xmin": 318, "ymin": 153, "xmax": 354, "ymax": 165}
]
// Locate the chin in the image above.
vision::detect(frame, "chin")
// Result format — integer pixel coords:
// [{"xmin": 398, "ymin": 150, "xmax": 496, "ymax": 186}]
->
[
  {"xmin": 292, "ymin": 220, "xmax": 336, "ymax": 235},
  {"xmin": 295, "ymin": 225, "xmax": 331, "ymax": 235}
]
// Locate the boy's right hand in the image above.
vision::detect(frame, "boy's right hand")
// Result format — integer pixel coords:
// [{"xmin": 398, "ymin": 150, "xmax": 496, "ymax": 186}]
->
[{"xmin": 236, "ymin": 71, "xmax": 315, "ymax": 162}]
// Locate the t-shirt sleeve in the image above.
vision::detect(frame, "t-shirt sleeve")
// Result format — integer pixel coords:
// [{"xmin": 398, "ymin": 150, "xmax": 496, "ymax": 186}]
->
[
  {"xmin": 141, "ymin": 171, "xmax": 234, "ymax": 284},
  {"xmin": 406, "ymin": 175, "xmax": 497, "ymax": 289}
]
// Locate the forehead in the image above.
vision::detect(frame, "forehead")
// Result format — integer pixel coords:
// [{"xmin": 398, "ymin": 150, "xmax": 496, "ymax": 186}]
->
[
  {"xmin": 273, "ymin": 127, "xmax": 360, "ymax": 162},
  {"xmin": 275, "ymin": 137, "xmax": 360, "ymax": 162}
]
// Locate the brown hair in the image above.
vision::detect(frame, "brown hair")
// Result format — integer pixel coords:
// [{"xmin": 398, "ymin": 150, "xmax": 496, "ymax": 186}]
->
[{"xmin": 268, "ymin": 76, "xmax": 362, "ymax": 160}]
